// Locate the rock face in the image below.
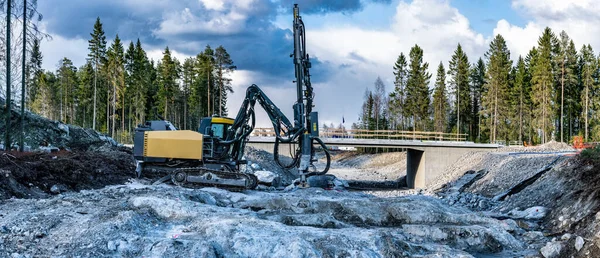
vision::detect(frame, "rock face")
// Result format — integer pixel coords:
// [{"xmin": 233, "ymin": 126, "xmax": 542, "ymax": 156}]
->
[{"xmin": 0, "ymin": 183, "xmax": 529, "ymax": 257}]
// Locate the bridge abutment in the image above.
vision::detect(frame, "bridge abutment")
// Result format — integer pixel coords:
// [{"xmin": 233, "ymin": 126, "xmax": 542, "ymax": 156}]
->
[{"xmin": 405, "ymin": 147, "xmax": 491, "ymax": 189}]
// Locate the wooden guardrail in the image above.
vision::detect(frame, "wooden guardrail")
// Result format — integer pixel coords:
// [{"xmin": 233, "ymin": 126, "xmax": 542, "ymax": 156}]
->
[{"xmin": 250, "ymin": 128, "xmax": 468, "ymax": 141}]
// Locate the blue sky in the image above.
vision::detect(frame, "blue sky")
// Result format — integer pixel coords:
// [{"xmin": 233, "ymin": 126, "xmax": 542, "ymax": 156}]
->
[{"xmin": 36, "ymin": 0, "xmax": 600, "ymax": 127}]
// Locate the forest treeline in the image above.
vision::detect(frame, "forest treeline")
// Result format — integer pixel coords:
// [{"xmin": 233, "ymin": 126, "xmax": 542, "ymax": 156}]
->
[
  {"xmin": 356, "ymin": 27, "xmax": 599, "ymax": 144},
  {"xmin": 26, "ymin": 18, "xmax": 236, "ymax": 143}
]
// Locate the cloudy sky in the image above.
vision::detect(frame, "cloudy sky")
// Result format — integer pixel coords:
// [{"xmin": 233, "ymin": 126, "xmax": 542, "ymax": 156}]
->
[{"xmin": 37, "ymin": 0, "xmax": 600, "ymax": 127}]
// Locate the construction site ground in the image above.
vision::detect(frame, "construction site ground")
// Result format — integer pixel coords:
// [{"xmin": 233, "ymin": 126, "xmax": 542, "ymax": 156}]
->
[{"xmin": 1, "ymin": 110, "xmax": 599, "ymax": 257}]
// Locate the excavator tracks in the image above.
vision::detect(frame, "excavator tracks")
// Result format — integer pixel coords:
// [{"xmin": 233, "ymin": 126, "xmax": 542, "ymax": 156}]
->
[{"xmin": 170, "ymin": 167, "xmax": 258, "ymax": 191}]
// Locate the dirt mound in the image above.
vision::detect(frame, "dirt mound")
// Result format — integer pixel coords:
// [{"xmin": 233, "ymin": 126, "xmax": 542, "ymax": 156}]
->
[{"xmin": 0, "ymin": 148, "xmax": 136, "ymax": 200}]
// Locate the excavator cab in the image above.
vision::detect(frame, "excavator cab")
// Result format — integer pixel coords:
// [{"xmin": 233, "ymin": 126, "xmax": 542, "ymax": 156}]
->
[{"xmin": 198, "ymin": 117, "xmax": 234, "ymax": 139}]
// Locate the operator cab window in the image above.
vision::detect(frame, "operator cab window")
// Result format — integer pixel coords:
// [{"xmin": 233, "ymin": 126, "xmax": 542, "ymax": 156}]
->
[{"xmin": 211, "ymin": 124, "xmax": 226, "ymax": 139}]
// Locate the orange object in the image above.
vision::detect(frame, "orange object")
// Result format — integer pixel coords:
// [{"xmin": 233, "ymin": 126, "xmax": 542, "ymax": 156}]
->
[{"xmin": 573, "ymin": 136, "xmax": 584, "ymax": 149}]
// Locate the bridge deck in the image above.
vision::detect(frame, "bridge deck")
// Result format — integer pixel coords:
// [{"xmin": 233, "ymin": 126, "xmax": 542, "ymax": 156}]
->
[{"xmin": 247, "ymin": 137, "xmax": 499, "ymax": 149}]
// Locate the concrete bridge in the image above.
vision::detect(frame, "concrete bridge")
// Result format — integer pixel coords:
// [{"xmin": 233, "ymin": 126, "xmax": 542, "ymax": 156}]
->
[{"xmin": 246, "ymin": 137, "xmax": 499, "ymax": 189}]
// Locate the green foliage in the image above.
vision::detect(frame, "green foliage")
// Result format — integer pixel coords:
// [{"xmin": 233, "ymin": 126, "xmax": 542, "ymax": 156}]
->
[
  {"xmin": 433, "ymin": 62, "xmax": 448, "ymax": 133},
  {"xmin": 470, "ymin": 58, "xmax": 485, "ymax": 142},
  {"xmin": 390, "ymin": 53, "xmax": 408, "ymax": 130},
  {"xmin": 531, "ymin": 27, "xmax": 556, "ymax": 144},
  {"xmin": 580, "ymin": 146, "xmax": 600, "ymax": 162},
  {"xmin": 482, "ymin": 34, "xmax": 512, "ymax": 143},
  {"xmin": 448, "ymin": 44, "xmax": 471, "ymax": 137},
  {"xmin": 580, "ymin": 44, "xmax": 597, "ymax": 141},
  {"xmin": 405, "ymin": 44, "xmax": 431, "ymax": 131},
  {"xmin": 214, "ymin": 46, "xmax": 236, "ymax": 117}
]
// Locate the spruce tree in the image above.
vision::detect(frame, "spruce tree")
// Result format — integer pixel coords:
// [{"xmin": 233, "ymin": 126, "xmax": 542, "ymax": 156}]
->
[
  {"xmin": 512, "ymin": 56, "xmax": 528, "ymax": 143},
  {"xmin": 433, "ymin": 62, "xmax": 448, "ymax": 133},
  {"xmin": 56, "ymin": 57, "xmax": 77, "ymax": 123},
  {"xmin": 470, "ymin": 58, "xmax": 485, "ymax": 142},
  {"xmin": 390, "ymin": 53, "xmax": 408, "ymax": 130},
  {"xmin": 76, "ymin": 62, "xmax": 94, "ymax": 128},
  {"xmin": 482, "ymin": 35, "xmax": 511, "ymax": 143},
  {"xmin": 157, "ymin": 47, "xmax": 180, "ymax": 120},
  {"xmin": 181, "ymin": 57, "xmax": 196, "ymax": 130},
  {"xmin": 107, "ymin": 35, "xmax": 125, "ymax": 137},
  {"xmin": 564, "ymin": 40, "xmax": 579, "ymax": 140},
  {"xmin": 87, "ymin": 17, "xmax": 107, "ymax": 131},
  {"xmin": 214, "ymin": 46, "xmax": 235, "ymax": 116},
  {"xmin": 531, "ymin": 27, "xmax": 556, "ymax": 144},
  {"xmin": 448, "ymin": 44, "xmax": 471, "ymax": 138},
  {"xmin": 28, "ymin": 39, "xmax": 43, "ymax": 110},
  {"xmin": 580, "ymin": 44, "xmax": 596, "ymax": 141},
  {"xmin": 405, "ymin": 44, "xmax": 431, "ymax": 131}
]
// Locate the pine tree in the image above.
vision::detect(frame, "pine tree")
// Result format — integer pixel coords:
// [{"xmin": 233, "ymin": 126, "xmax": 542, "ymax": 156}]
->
[
  {"xmin": 390, "ymin": 53, "xmax": 408, "ymax": 130},
  {"xmin": 470, "ymin": 58, "xmax": 485, "ymax": 142},
  {"xmin": 405, "ymin": 44, "xmax": 431, "ymax": 131},
  {"xmin": 448, "ymin": 44, "xmax": 471, "ymax": 139},
  {"xmin": 214, "ymin": 46, "xmax": 235, "ymax": 116},
  {"xmin": 482, "ymin": 34, "xmax": 511, "ymax": 143},
  {"xmin": 580, "ymin": 44, "xmax": 596, "ymax": 141},
  {"xmin": 433, "ymin": 62, "xmax": 448, "ymax": 133},
  {"xmin": 531, "ymin": 27, "xmax": 556, "ymax": 144},
  {"xmin": 87, "ymin": 17, "xmax": 107, "ymax": 131}
]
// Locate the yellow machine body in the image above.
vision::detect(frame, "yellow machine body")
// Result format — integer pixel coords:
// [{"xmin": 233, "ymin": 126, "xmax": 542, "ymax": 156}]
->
[{"xmin": 143, "ymin": 130, "xmax": 204, "ymax": 160}]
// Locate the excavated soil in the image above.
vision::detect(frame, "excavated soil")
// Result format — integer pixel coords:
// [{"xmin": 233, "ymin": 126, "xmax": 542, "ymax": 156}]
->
[{"xmin": 0, "ymin": 148, "xmax": 137, "ymax": 200}]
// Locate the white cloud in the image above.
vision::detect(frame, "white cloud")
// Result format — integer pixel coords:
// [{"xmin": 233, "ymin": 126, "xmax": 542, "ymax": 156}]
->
[
  {"xmin": 146, "ymin": 48, "xmax": 190, "ymax": 63},
  {"xmin": 40, "ymin": 34, "xmax": 89, "ymax": 72},
  {"xmin": 492, "ymin": 20, "xmax": 541, "ymax": 59},
  {"xmin": 301, "ymin": 0, "xmax": 489, "ymax": 126},
  {"xmin": 154, "ymin": 0, "xmax": 259, "ymax": 38},
  {"xmin": 500, "ymin": 0, "xmax": 600, "ymax": 58}
]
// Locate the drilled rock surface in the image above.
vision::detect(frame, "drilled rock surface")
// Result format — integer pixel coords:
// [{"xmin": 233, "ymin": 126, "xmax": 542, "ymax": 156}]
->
[{"xmin": 0, "ymin": 182, "xmax": 532, "ymax": 257}]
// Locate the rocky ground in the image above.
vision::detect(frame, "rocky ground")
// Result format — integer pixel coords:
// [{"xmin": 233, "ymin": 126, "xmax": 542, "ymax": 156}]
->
[{"xmin": 1, "ymin": 101, "xmax": 599, "ymax": 257}]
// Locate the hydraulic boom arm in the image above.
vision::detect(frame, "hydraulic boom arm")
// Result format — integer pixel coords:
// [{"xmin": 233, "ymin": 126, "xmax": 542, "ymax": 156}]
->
[{"xmin": 221, "ymin": 4, "xmax": 330, "ymax": 184}]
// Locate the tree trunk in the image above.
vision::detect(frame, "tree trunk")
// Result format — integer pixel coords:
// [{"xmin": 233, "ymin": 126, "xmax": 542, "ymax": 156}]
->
[
  {"xmin": 561, "ymin": 62, "xmax": 564, "ymax": 143},
  {"xmin": 107, "ymin": 86, "xmax": 110, "ymax": 135},
  {"xmin": 122, "ymin": 91, "xmax": 125, "ymax": 134},
  {"xmin": 93, "ymin": 60, "xmax": 97, "ymax": 130},
  {"xmin": 112, "ymin": 82, "xmax": 116, "ymax": 139},
  {"xmin": 585, "ymin": 83, "xmax": 589, "ymax": 141},
  {"xmin": 519, "ymin": 86, "xmax": 523, "ymax": 144},
  {"xmin": 493, "ymin": 83, "xmax": 498, "ymax": 143}
]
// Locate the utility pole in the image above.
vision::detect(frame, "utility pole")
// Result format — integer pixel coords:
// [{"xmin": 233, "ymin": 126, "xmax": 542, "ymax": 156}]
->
[
  {"xmin": 5, "ymin": 0, "xmax": 12, "ymax": 150},
  {"xmin": 19, "ymin": 0, "xmax": 25, "ymax": 152}
]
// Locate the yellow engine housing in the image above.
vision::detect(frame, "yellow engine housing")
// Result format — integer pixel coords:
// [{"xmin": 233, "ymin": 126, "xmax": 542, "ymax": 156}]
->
[{"xmin": 143, "ymin": 130, "xmax": 204, "ymax": 160}]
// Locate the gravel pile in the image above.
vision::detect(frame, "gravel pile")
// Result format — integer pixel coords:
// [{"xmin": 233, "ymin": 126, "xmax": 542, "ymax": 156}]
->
[{"xmin": 500, "ymin": 140, "xmax": 575, "ymax": 153}]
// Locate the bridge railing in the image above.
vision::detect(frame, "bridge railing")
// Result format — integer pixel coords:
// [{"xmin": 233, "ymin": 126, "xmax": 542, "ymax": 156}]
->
[{"xmin": 250, "ymin": 128, "xmax": 468, "ymax": 141}]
